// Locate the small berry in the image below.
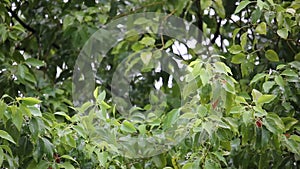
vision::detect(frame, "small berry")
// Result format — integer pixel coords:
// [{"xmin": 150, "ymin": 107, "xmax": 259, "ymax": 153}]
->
[
  {"xmin": 284, "ymin": 133, "xmax": 290, "ymax": 138},
  {"xmin": 54, "ymin": 153, "xmax": 61, "ymax": 163},
  {"xmin": 256, "ymin": 119, "xmax": 263, "ymax": 128}
]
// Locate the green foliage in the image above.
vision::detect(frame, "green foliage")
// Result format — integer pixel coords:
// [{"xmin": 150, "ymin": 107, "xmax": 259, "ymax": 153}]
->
[{"xmin": 0, "ymin": 0, "xmax": 300, "ymax": 168}]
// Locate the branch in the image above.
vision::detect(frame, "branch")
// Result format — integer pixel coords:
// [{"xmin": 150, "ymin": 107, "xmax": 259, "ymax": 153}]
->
[
  {"xmin": 195, "ymin": 0, "xmax": 203, "ymax": 42},
  {"xmin": 6, "ymin": 6, "xmax": 61, "ymax": 50},
  {"xmin": 6, "ymin": 7, "xmax": 36, "ymax": 33},
  {"xmin": 211, "ymin": 18, "xmax": 221, "ymax": 44}
]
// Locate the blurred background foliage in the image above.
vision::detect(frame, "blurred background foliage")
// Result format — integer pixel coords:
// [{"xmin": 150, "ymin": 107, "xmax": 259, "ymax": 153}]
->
[{"xmin": 0, "ymin": 0, "xmax": 300, "ymax": 168}]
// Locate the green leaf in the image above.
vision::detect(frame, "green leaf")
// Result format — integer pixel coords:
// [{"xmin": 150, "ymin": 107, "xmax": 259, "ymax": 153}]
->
[
  {"xmin": 250, "ymin": 73, "xmax": 265, "ymax": 85},
  {"xmin": 201, "ymin": 0, "xmax": 212, "ymax": 10},
  {"xmin": 120, "ymin": 120, "xmax": 137, "ymax": 133},
  {"xmin": 63, "ymin": 15, "xmax": 74, "ymax": 30},
  {"xmin": 34, "ymin": 160, "xmax": 48, "ymax": 169},
  {"xmin": 61, "ymin": 155, "xmax": 79, "ymax": 164},
  {"xmin": 251, "ymin": 8, "xmax": 262, "ymax": 23},
  {"xmin": 24, "ymin": 58, "xmax": 45, "ymax": 67},
  {"xmin": 257, "ymin": 95, "xmax": 276, "ymax": 104},
  {"xmin": 0, "ymin": 145, "xmax": 13, "ymax": 156},
  {"xmin": 282, "ymin": 117, "xmax": 298, "ymax": 131},
  {"xmin": 133, "ymin": 18, "xmax": 150, "ymax": 25},
  {"xmin": 228, "ymin": 45, "xmax": 242, "ymax": 54},
  {"xmin": 97, "ymin": 152, "xmax": 108, "ymax": 167},
  {"xmin": 264, "ymin": 113, "xmax": 285, "ymax": 134},
  {"xmin": 265, "ymin": 49, "xmax": 279, "ymax": 62},
  {"xmin": 242, "ymin": 111, "xmax": 252, "ymax": 126},
  {"xmin": 17, "ymin": 97, "xmax": 41, "ymax": 105},
  {"xmin": 253, "ymin": 106, "xmax": 267, "ymax": 117},
  {"xmin": 275, "ymin": 75, "xmax": 285, "ymax": 88},
  {"xmin": 213, "ymin": 151, "xmax": 228, "ymax": 166},
  {"xmin": 152, "ymin": 154, "xmax": 167, "ymax": 168},
  {"xmin": 140, "ymin": 37, "xmax": 155, "ymax": 46},
  {"xmin": 214, "ymin": 62, "xmax": 232, "ymax": 75},
  {"xmin": 163, "ymin": 39, "xmax": 174, "ymax": 49},
  {"xmin": 289, "ymin": 61, "xmax": 300, "ymax": 70},
  {"xmin": 140, "ymin": 52, "xmax": 152, "ymax": 65},
  {"xmin": 0, "ymin": 148, "xmax": 3, "ymax": 166},
  {"xmin": 283, "ymin": 137, "xmax": 300, "ymax": 154},
  {"xmin": 163, "ymin": 109, "xmax": 180, "ymax": 129},
  {"xmin": 240, "ymin": 32, "xmax": 248, "ymax": 50},
  {"xmin": 0, "ymin": 101, "xmax": 7, "ymax": 119},
  {"xmin": 232, "ymin": 28, "xmax": 241, "ymax": 43},
  {"xmin": 213, "ymin": 0, "xmax": 226, "ymax": 18},
  {"xmin": 12, "ymin": 108, "xmax": 23, "ymax": 131},
  {"xmin": 251, "ymin": 89, "xmax": 262, "ymax": 102},
  {"xmin": 28, "ymin": 106, "xmax": 42, "ymax": 117},
  {"xmin": 64, "ymin": 134, "xmax": 76, "ymax": 148},
  {"xmin": 93, "ymin": 87, "xmax": 99, "ymax": 99},
  {"xmin": 41, "ymin": 137, "xmax": 54, "ymax": 158},
  {"xmin": 204, "ymin": 158, "xmax": 220, "ymax": 169},
  {"xmin": 0, "ymin": 130, "xmax": 16, "ymax": 144},
  {"xmin": 262, "ymin": 81, "xmax": 275, "ymax": 93},
  {"xmin": 29, "ymin": 117, "xmax": 41, "ymax": 139},
  {"xmin": 223, "ymin": 82, "xmax": 235, "ymax": 94},
  {"xmin": 281, "ymin": 69, "xmax": 298, "ymax": 77},
  {"xmin": 97, "ymin": 91, "xmax": 106, "ymax": 103},
  {"xmin": 54, "ymin": 112, "xmax": 71, "ymax": 121},
  {"xmin": 255, "ymin": 22, "xmax": 267, "ymax": 35},
  {"xmin": 234, "ymin": 0, "xmax": 252, "ymax": 14},
  {"xmin": 231, "ymin": 53, "xmax": 246, "ymax": 64},
  {"xmin": 58, "ymin": 162, "xmax": 75, "ymax": 169},
  {"xmin": 277, "ymin": 28, "xmax": 288, "ymax": 39},
  {"xmin": 199, "ymin": 68, "xmax": 210, "ymax": 85},
  {"xmin": 182, "ymin": 163, "xmax": 193, "ymax": 169},
  {"xmin": 138, "ymin": 124, "xmax": 147, "ymax": 134},
  {"xmin": 276, "ymin": 64, "xmax": 286, "ymax": 70},
  {"xmin": 294, "ymin": 52, "xmax": 300, "ymax": 61},
  {"xmin": 257, "ymin": 0, "xmax": 265, "ymax": 10},
  {"xmin": 290, "ymin": 135, "xmax": 300, "ymax": 142}
]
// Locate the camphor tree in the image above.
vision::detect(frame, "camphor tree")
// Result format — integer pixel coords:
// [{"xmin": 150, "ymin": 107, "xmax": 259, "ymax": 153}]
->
[{"xmin": 0, "ymin": 0, "xmax": 300, "ymax": 168}]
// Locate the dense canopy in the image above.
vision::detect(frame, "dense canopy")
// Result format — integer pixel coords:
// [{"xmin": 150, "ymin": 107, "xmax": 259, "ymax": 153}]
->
[{"xmin": 0, "ymin": 0, "xmax": 300, "ymax": 168}]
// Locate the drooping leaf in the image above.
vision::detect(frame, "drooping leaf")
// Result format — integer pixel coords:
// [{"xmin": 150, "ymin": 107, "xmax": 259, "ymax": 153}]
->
[
  {"xmin": 24, "ymin": 58, "xmax": 45, "ymax": 67},
  {"xmin": 250, "ymin": 73, "xmax": 266, "ymax": 85},
  {"xmin": 120, "ymin": 120, "xmax": 137, "ymax": 133},
  {"xmin": 0, "ymin": 130, "xmax": 16, "ymax": 144},
  {"xmin": 54, "ymin": 112, "xmax": 71, "ymax": 121},
  {"xmin": 264, "ymin": 113, "xmax": 285, "ymax": 134},
  {"xmin": 163, "ymin": 109, "xmax": 180, "ymax": 129},
  {"xmin": 234, "ymin": 0, "xmax": 252, "ymax": 14},
  {"xmin": 17, "ymin": 97, "xmax": 41, "ymax": 105}
]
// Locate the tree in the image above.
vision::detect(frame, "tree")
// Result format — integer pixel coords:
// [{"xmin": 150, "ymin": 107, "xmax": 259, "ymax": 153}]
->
[{"xmin": 0, "ymin": 0, "xmax": 299, "ymax": 168}]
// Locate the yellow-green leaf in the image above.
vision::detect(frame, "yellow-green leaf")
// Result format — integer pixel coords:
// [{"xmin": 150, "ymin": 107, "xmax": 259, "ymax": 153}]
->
[
  {"xmin": 17, "ymin": 97, "xmax": 41, "ymax": 105},
  {"xmin": 265, "ymin": 49, "xmax": 279, "ymax": 62},
  {"xmin": 257, "ymin": 95, "xmax": 276, "ymax": 104},
  {"xmin": 255, "ymin": 22, "xmax": 267, "ymax": 35},
  {"xmin": 277, "ymin": 28, "xmax": 288, "ymax": 39}
]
